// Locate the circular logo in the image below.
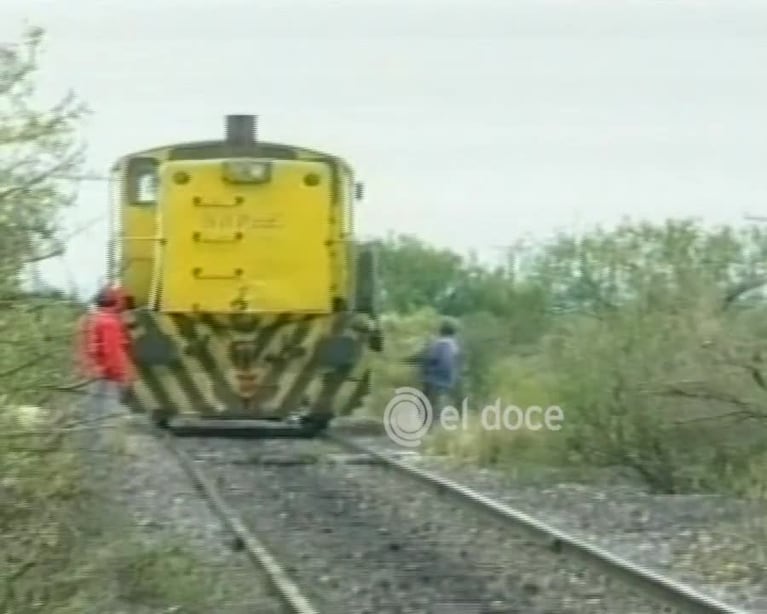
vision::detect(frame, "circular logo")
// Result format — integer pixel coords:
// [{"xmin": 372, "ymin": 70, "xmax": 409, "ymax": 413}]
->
[{"xmin": 383, "ymin": 387, "xmax": 433, "ymax": 447}]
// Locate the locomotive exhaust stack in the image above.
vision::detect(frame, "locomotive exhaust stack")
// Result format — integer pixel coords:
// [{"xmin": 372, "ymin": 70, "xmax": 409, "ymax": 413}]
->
[{"xmin": 225, "ymin": 114, "xmax": 257, "ymax": 144}]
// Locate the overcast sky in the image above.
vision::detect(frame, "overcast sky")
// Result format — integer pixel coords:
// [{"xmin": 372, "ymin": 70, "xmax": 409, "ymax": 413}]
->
[{"xmin": 2, "ymin": 0, "xmax": 766, "ymax": 295}]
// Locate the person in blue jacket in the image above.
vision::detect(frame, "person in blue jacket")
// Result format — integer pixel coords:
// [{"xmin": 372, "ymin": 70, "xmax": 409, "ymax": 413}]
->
[{"xmin": 406, "ymin": 319, "xmax": 462, "ymax": 415}]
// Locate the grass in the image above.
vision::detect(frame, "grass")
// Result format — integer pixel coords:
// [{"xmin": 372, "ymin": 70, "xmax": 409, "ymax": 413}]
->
[{"xmin": 422, "ymin": 410, "xmax": 576, "ymax": 481}]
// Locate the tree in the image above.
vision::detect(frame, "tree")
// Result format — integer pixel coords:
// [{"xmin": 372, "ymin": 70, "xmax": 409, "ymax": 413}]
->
[
  {"xmin": 0, "ymin": 26, "xmax": 87, "ymax": 298},
  {"xmin": 524, "ymin": 220, "xmax": 767, "ymax": 492},
  {"xmin": 372, "ymin": 234, "xmax": 552, "ymax": 402},
  {"xmin": 0, "ymin": 26, "xmax": 86, "ymax": 404},
  {"xmin": 0, "ymin": 27, "xmax": 88, "ymax": 612},
  {"xmin": 374, "ymin": 233, "xmax": 466, "ymax": 314},
  {"xmin": 524, "ymin": 220, "xmax": 767, "ymax": 316}
]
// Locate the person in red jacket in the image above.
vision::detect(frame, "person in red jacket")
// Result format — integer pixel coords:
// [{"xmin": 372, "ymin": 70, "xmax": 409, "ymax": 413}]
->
[
  {"xmin": 78, "ymin": 287, "xmax": 134, "ymax": 417},
  {"xmin": 89, "ymin": 290, "xmax": 132, "ymax": 382}
]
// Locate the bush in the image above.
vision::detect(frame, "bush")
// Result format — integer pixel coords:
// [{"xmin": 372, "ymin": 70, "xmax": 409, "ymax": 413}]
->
[{"xmin": 379, "ymin": 221, "xmax": 767, "ymax": 495}]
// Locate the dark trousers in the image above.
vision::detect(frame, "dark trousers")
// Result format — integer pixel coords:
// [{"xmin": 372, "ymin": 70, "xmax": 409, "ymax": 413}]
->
[{"xmin": 422, "ymin": 383, "xmax": 455, "ymax": 416}]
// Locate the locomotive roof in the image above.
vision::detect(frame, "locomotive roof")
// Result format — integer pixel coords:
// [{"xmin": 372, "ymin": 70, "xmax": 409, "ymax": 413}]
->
[{"xmin": 114, "ymin": 139, "xmax": 350, "ymax": 169}]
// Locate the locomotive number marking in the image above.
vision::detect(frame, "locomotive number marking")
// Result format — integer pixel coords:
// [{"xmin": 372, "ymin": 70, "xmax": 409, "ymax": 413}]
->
[{"xmin": 201, "ymin": 212, "xmax": 282, "ymax": 231}]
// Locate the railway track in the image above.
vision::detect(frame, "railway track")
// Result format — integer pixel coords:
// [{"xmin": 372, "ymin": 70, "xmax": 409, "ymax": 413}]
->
[
  {"xmin": 158, "ymin": 427, "xmax": 748, "ymax": 613},
  {"xmin": 160, "ymin": 431, "xmax": 319, "ymax": 614},
  {"xmin": 325, "ymin": 433, "xmax": 747, "ymax": 614}
]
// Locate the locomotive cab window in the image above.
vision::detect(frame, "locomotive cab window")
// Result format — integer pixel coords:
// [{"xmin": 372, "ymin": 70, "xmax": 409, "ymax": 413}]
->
[{"xmin": 126, "ymin": 157, "xmax": 159, "ymax": 205}]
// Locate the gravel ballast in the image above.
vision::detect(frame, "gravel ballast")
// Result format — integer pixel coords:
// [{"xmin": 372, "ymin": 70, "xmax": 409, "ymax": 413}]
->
[
  {"xmin": 74, "ymin": 408, "xmax": 286, "ymax": 614},
  {"xmin": 371, "ymin": 438, "xmax": 767, "ymax": 613},
  {"xmin": 182, "ymin": 436, "xmax": 672, "ymax": 613},
  {"xmin": 73, "ymin": 407, "xmax": 765, "ymax": 612}
]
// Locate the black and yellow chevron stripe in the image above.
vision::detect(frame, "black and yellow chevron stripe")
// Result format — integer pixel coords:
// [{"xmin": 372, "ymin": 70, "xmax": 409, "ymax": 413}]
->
[{"xmin": 124, "ymin": 310, "xmax": 375, "ymax": 423}]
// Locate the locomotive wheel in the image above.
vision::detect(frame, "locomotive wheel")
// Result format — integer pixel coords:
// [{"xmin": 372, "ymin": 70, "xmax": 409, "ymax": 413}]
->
[{"xmin": 150, "ymin": 409, "xmax": 170, "ymax": 430}]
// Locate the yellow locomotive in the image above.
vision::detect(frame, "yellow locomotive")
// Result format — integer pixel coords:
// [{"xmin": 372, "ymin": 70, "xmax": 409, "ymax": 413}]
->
[{"xmin": 108, "ymin": 115, "xmax": 382, "ymax": 434}]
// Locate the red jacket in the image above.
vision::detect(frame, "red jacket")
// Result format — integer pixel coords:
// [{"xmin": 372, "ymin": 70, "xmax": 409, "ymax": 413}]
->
[{"xmin": 78, "ymin": 307, "xmax": 133, "ymax": 383}]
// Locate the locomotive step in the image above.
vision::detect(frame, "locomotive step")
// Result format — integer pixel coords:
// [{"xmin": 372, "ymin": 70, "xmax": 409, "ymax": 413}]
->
[{"xmin": 166, "ymin": 416, "xmax": 326, "ymax": 438}]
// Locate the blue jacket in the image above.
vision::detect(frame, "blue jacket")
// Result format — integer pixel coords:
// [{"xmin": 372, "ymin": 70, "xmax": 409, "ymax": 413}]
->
[{"xmin": 418, "ymin": 336, "xmax": 460, "ymax": 390}]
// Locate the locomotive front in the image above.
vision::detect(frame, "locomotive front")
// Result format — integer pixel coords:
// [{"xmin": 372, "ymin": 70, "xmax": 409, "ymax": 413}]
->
[{"xmin": 112, "ymin": 115, "xmax": 381, "ymax": 434}]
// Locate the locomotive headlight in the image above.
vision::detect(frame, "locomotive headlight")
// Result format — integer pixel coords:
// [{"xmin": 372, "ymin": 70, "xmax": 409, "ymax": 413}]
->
[{"xmin": 222, "ymin": 159, "xmax": 271, "ymax": 184}]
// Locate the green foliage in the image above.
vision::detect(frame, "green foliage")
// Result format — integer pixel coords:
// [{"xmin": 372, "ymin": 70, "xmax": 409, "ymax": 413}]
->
[
  {"xmin": 109, "ymin": 541, "xmax": 220, "ymax": 611},
  {"xmin": 522, "ymin": 221, "xmax": 767, "ymax": 491},
  {"xmin": 0, "ymin": 399, "xmax": 84, "ymax": 612},
  {"xmin": 374, "ymin": 233, "xmax": 465, "ymax": 314},
  {"xmin": 376, "ymin": 220, "xmax": 767, "ymax": 495},
  {"xmin": 374, "ymin": 234, "xmax": 551, "ymax": 400},
  {"xmin": 0, "ymin": 25, "xmax": 85, "ymax": 402},
  {"xmin": 0, "ymin": 298, "xmax": 82, "ymax": 405},
  {"xmin": 457, "ymin": 311, "xmax": 512, "ymax": 401},
  {"xmin": 0, "ymin": 26, "xmax": 86, "ymax": 294},
  {"xmin": 0, "ymin": 26, "xmax": 93, "ymax": 613},
  {"xmin": 524, "ymin": 220, "xmax": 767, "ymax": 315},
  {"xmin": 0, "ymin": 298, "xmax": 85, "ymax": 610}
]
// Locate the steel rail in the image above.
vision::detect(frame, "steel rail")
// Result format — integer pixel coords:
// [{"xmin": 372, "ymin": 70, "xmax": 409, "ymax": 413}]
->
[
  {"xmin": 325, "ymin": 432, "xmax": 748, "ymax": 614},
  {"xmin": 162, "ymin": 434, "xmax": 319, "ymax": 614}
]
